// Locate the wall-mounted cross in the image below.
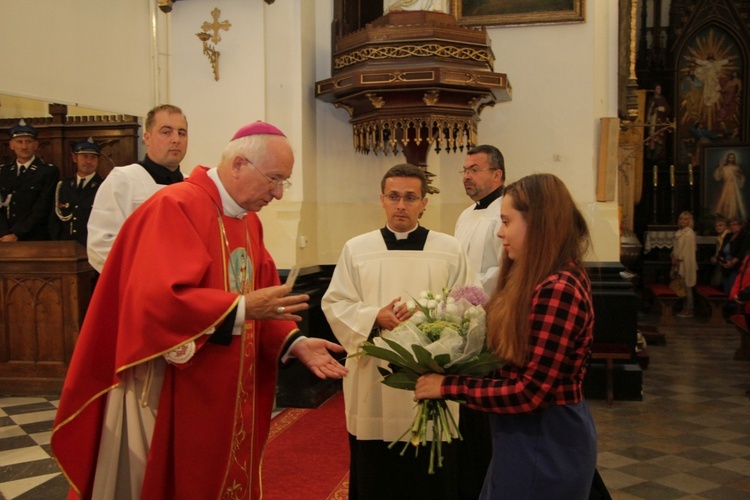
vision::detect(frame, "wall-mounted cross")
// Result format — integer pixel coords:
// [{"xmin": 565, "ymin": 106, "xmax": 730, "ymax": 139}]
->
[{"xmin": 201, "ymin": 8, "xmax": 231, "ymax": 44}]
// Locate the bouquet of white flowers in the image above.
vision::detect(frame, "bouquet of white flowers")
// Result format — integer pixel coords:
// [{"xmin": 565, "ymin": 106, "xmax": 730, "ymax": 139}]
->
[{"xmin": 356, "ymin": 285, "xmax": 502, "ymax": 474}]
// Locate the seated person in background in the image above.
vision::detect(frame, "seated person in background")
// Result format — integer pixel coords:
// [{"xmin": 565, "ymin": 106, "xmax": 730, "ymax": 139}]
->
[
  {"xmin": 0, "ymin": 120, "xmax": 59, "ymax": 241},
  {"xmin": 719, "ymin": 217, "xmax": 747, "ymax": 296},
  {"xmin": 709, "ymin": 217, "xmax": 730, "ymax": 288},
  {"xmin": 49, "ymin": 138, "xmax": 104, "ymax": 247}
]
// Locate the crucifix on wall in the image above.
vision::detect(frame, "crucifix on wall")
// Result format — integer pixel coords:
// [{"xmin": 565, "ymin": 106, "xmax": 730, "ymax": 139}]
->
[
  {"xmin": 202, "ymin": 8, "xmax": 231, "ymax": 44},
  {"xmin": 196, "ymin": 8, "xmax": 231, "ymax": 81}
]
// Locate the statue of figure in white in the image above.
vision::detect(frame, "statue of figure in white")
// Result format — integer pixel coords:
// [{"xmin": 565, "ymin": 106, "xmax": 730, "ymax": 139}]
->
[{"xmin": 384, "ymin": 0, "xmax": 450, "ymax": 14}]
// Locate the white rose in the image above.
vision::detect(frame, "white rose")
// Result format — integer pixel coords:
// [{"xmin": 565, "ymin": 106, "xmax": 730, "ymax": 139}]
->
[{"xmin": 410, "ymin": 311, "xmax": 427, "ymax": 324}]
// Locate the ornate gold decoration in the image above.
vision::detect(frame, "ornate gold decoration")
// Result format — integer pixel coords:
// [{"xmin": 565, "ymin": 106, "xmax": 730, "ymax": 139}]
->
[
  {"xmin": 157, "ymin": 0, "xmax": 174, "ymax": 13},
  {"xmin": 316, "ymin": 11, "xmax": 511, "ymax": 169},
  {"xmin": 352, "ymin": 115, "xmax": 477, "ymax": 157},
  {"xmin": 423, "ymin": 90, "xmax": 440, "ymax": 106},
  {"xmin": 366, "ymin": 93, "xmax": 385, "ymax": 109},
  {"xmin": 196, "ymin": 32, "xmax": 220, "ymax": 81},
  {"xmin": 333, "ymin": 103, "xmax": 354, "ymax": 117},
  {"xmin": 196, "ymin": 8, "xmax": 231, "ymax": 81},
  {"xmin": 202, "ymin": 7, "xmax": 232, "ymax": 43},
  {"xmin": 335, "ymin": 44, "xmax": 493, "ymax": 70}
]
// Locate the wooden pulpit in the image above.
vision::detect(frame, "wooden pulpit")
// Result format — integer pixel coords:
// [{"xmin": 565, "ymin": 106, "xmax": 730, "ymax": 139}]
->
[{"xmin": 0, "ymin": 241, "xmax": 95, "ymax": 396}]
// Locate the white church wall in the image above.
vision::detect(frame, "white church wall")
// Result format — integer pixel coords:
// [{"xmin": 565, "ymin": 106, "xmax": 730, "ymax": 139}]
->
[
  {"xmin": 169, "ymin": 0, "xmax": 309, "ymax": 268},
  {"xmin": 0, "ymin": 0, "xmax": 156, "ymax": 116},
  {"xmin": 314, "ymin": 0, "xmax": 621, "ymax": 265},
  {"xmin": 171, "ymin": 0, "xmax": 267, "ymax": 169}
]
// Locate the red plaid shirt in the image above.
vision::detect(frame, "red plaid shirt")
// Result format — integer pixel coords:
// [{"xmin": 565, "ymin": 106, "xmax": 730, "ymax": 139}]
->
[{"xmin": 442, "ymin": 266, "xmax": 594, "ymax": 413}]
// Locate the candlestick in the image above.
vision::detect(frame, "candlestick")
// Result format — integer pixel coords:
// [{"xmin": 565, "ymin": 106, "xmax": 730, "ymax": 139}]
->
[
  {"xmin": 688, "ymin": 164, "xmax": 694, "ymax": 186},
  {"xmin": 670, "ymin": 165, "xmax": 675, "ymax": 187},
  {"xmin": 653, "ymin": 165, "xmax": 658, "ymax": 187}
]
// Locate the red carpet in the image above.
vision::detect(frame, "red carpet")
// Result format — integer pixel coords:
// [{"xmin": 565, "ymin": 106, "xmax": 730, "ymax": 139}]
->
[{"xmin": 262, "ymin": 391, "xmax": 350, "ymax": 499}]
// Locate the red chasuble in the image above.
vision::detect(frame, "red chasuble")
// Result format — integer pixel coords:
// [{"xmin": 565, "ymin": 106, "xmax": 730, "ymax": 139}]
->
[{"xmin": 51, "ymin": 166, "xmax": 297, "ymax": 499}]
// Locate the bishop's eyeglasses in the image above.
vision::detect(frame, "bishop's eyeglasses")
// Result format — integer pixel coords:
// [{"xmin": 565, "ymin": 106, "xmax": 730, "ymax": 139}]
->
[{"xmin": 241, "ymin": 156, "xmax": 292, "ymax": 191}]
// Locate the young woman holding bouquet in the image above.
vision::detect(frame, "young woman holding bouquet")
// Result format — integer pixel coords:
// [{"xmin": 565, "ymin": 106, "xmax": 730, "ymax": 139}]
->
[{"xmin": 415, "ymin": 173, "xmax": 597, "ymax": 499}]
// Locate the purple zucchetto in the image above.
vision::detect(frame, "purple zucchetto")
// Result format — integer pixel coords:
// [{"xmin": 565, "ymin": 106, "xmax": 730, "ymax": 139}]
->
[{"xmin": 231, "ymin": 121, "xmax": 286, "ymax": 141}]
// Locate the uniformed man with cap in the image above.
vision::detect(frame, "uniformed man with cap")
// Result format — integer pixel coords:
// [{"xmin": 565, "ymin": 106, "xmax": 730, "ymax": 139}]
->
[
  {"xmin": 0, "ymin": 119, "xmax": 59, "ymax": 241},
  {"xmin": 49, "ymin": 138, "xmax": 104, "ymax": 246}
]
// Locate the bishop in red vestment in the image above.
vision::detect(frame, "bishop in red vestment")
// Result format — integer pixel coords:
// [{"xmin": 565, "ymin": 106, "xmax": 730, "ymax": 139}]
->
[{"xmin": 51, "ymin": 123, "xmax": 347, "ymax": 499}]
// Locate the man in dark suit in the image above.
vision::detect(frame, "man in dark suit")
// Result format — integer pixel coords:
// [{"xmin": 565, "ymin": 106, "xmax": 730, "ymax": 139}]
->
[
  {"xmin": 49, "ymin": 138, "xmax": 104, "ymax": 246},
  {"xmin": 0, "ymin": 120, "xmax": 59, "ymax": 241}
]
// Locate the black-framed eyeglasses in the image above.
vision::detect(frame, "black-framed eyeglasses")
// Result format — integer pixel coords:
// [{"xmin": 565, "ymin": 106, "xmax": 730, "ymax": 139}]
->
[{"xmin": 241, "ymin": 156, "xmax": 292, "ymax": 191}]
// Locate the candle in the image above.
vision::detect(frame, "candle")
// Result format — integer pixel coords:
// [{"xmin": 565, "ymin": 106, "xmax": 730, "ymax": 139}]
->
[
  {"xmin": 670, "ymin": 165, "xmax": 675, "ymax": 187},
  {"xmin": 688, "ymin": 164, "xmax": 694, "ymax": 186},
  {"xmin": 653, "ymin": 165, "xmax": 658, "ymax": 187}
]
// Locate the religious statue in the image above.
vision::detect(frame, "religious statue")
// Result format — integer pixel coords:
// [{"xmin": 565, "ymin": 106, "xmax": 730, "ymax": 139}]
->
[
  {"xmin": 645, "ymin": 84, "xmax": 671, "ymax": 161},
  {"xmin": 384, "ymin": 0, "xmax": 450, "ymax": 14}
]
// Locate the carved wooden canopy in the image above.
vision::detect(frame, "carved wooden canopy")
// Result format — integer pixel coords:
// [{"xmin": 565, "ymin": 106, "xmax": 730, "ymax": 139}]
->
[{"xmin": 316, "ymin": 11, "xmax": 511, "ymax": 166}]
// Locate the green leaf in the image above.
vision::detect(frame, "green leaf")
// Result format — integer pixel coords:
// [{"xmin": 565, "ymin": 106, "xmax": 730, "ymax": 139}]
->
[
  {"xmin": 359, "ymin": 343, "xmax": 411, "ymax": 369},
  {"xmin": 408, "ymin": 293, "xmax": 434, "ymax": 321},
  {"xmin": 377, "ymin": 366, "xmax": 394, "ymax": 378},
  {"xmin": 381, "ymin": 370, "xmax": 419, "ymax": 390},
  {"xmin": 379, "ymin": 338, "xmax": 421, "ymax": 372},
  {"xmin": 412, "ymin": 344, "xmax": 444, "ymax": 374},
  {"xmin": 434, "ymin": 353, "xmax": 451, "ymax": 367}
]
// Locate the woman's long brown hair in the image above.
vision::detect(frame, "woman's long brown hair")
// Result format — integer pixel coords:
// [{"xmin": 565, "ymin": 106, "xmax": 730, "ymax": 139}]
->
[{"xmin": 486, "ymin": 174, "xmax": 591, "ymax": 366}]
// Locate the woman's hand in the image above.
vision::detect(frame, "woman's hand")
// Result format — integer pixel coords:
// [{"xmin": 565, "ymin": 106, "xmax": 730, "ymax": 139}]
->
[{"xmin": 414, "ymin": 373, "xmax": 446, "ymax": 401}]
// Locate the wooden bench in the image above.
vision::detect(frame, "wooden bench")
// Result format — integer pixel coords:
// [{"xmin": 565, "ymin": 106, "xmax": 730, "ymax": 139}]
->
[
  {"xmin": 694, "ymin": 285, "xmax": 728, "ymax": 325},
  {"xmin": 590, "ymin": 343, "xmax": 632, "ymax": 407},
  {"xmin": 728, "ymin": 314, "xmax": 750, "ymax": 361},
  {"xmin": 647, "ymin": 284, "xmax": 680, "ymax": 324}
]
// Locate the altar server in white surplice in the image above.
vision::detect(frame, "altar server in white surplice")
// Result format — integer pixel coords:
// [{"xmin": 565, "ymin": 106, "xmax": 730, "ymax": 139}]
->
[
  {"xmin": 454, "ymin": 144, "xmax": 506, "ymax": 296},
  {"xmin": 323, "ymin": 164, "xmax": 474, "ymax": 500},
  {"xmin": 87, "ymin": 105, "xmax": 187, "ymax": 272}
]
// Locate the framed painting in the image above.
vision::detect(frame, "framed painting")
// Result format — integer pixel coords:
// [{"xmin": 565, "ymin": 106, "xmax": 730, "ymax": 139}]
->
[
  {"xmin": 675, "ymin": 26, "xmax": 743, "ymax": 166},
  {"xmin": 452, "ymin": 0, "xmax": 585, "ymax": 27},
  {"xmin": 702, "ymin": 144, "xmax": 750, "ymax": 222}
]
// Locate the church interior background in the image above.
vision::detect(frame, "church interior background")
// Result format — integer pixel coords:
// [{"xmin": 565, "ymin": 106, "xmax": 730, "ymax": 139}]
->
[
  {"xmin": 632, "ymin": 0, "xmax": 750, "ymax": 288},
  {"xmin": 1, "ymin": 0, "xmax": 750, "ymax": 498}
]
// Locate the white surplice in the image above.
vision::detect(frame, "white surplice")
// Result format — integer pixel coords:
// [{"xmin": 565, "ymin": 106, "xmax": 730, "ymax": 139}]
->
[
  {"xmin": 87, "ymin": 164, "xmax": 165, "ymax": 272},
  {"xmin": 322, "ymin": 228, "xmax": 474, "ymax": 441},
  {"xmin": 454, "ymin": 196, "xmax": 503, "ymax": 295}
]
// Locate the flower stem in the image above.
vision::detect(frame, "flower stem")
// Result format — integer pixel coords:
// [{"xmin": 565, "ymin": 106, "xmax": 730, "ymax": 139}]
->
[{"xmin": 444, "ymin": 402, "xmax": 463, "ymax": 440}]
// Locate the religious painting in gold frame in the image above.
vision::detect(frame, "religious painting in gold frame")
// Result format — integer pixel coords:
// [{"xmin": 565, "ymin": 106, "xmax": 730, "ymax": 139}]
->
[
  {"xmin": 452, "ymin": 0, "xmax": 585, "ymax": 27},
  {"xmin": 702, "ymin": 144, "xmax": 750, "ymax": 223}
]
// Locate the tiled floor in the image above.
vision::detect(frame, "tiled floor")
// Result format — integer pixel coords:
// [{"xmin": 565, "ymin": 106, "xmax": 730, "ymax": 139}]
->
[{"xmin": 0, "ymin": 310, "xmax": 749, "ymax": 499}]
